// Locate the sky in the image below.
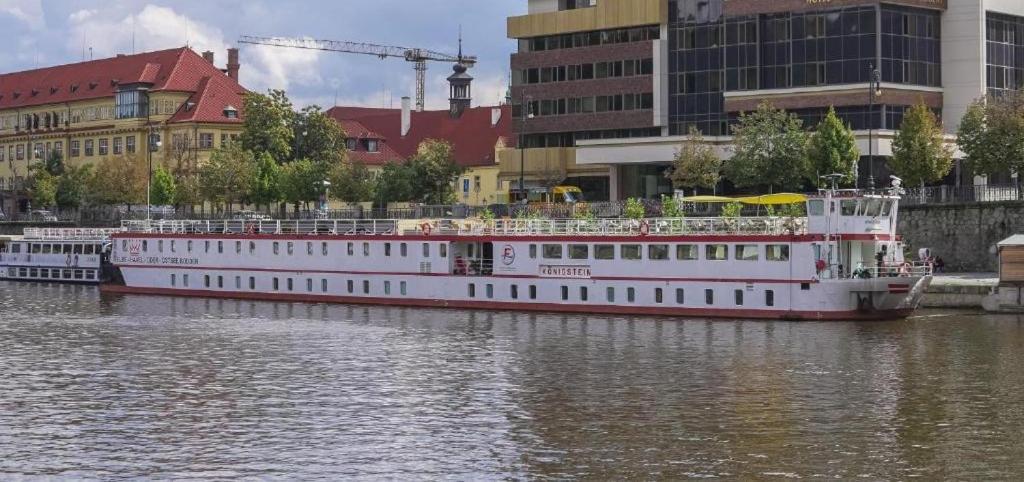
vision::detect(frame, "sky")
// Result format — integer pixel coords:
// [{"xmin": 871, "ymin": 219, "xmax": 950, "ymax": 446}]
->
[{"xmin": 0, "ymin": 0, "xmax": 526, "ymax": 110}]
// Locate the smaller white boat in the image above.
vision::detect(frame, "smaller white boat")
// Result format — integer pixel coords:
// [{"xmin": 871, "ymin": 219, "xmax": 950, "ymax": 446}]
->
[{"xmin": 0, "ymin": 228, "xmax": 117, "ymax": 284}]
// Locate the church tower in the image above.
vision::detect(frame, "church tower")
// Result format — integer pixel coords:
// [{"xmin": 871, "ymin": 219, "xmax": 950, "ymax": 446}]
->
[{"xmin": 448, "ymin": 37, "xmax": 473, "ymax": 118}]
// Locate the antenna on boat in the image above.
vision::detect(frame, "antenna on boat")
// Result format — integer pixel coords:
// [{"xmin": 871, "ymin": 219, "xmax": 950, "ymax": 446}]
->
[{"xmin": 819, "ymin": 173, "xmax": 844, "ymax": 193}]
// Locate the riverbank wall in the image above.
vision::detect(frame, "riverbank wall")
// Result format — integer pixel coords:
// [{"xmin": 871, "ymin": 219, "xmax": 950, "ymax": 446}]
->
[{"xmin": 898, "ymin": 201, "xmax": 1024, "ymax": 272}]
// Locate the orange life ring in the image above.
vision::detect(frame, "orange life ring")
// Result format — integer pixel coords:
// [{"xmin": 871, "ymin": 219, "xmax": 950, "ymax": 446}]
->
[
  {"xmin": 420, "ymin": 222, "xmax": 433, "ymax": 236},
  {"xmin": 639, "ymin": 220, "xmax": 650, "ymax": 236}
]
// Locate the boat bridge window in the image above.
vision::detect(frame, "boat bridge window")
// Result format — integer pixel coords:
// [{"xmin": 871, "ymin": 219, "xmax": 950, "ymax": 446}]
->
[
  {"xmin": 594, "ymin": 244, "xmax": 615, "ymax": 260},
  {"xmin": 880, "ymin": 200, "xmax": 893, "ymax": 217},
  {"xmin": 706, "ymin": 244, "xmax": 728, "ymax": 261},
  {"xmin": 569, "ymin": 244, "xmax": 589, "ymax": 259},
  {"xmin": 648, "ymin": 244, "xmax": 669, "ymax": 260},
  {"xmin": 840, "ymin": 200, "xmax": 858, "ymax": 216},
  {"xmin": 621, "ymin": 244, "xmax": 641, "ymax": 260},
  {"xmin": 766, "ymin": 245, "xmax": 790, "ymax": 261},
  {"xmin": 808, "ymin": 200, "xmax": 825, "ymax": 216},
  {"xmin": 735, "ymin": 244, "xmax": 759, "ymax": 261}
]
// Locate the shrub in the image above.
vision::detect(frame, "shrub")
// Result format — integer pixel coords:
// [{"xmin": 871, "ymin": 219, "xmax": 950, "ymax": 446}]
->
[{"xmin": 624, "ymin": 198, "xmax": 646, "ymax": 220}]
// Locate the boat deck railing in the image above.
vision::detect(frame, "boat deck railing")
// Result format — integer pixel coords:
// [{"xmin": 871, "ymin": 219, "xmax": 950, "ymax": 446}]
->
[
  {"xmin": 22, "ymin": 228, "xmax": 121, "ymax": 241},
  {"xmin": 121, "ymin": 217, "xmax": 809, "ymax": 237},
  {"xmin": 845, "ymin": 262, "xmax": 934, "ymax": 279}
]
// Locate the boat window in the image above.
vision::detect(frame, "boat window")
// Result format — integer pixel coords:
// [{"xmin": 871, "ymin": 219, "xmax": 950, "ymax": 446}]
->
[
  {"xmin": 62, "ymin": 244, "xmax": 72, "ymax": 254},
  {"xmin": 621, "ymin": 244, "xmax": 642, "ymax": 260},
  {"xmin": 561, "ymin": 286, "xmax": 569, "ymax": 300},
  {"xmin": 486, "ymin": 284, "xmax": 494, "ymax": 299},
  {"xmin": 40, "ymin": 269, "xmax": 49, "ymax": 279},
  {"xmin": 863, "ymin": 198, "xmax": 883, "ymax": 217},
  {"xmin": 236, "ymin": 241, "xmax": 242, "ymax": 254},
  {"xmin": 347, "ymin": 280, "xmax": 354, "ymax": 293},
  {"xmin": 158, "ymin": 240, "xmax": 163, "ymax": 253},
  {"xmin": 250, "ymin": 277, "xmax": 256, "ymax": 290},
  {"xmin": 287, "ymin": 278, "xmax": 294, "ymax": 291},
  {"xmin": 236, "ymin": 276, "xmax": 241, "ymax": 289},
  {"xmin": 840, "ymin": 200, "xmax": 857, "ymax": 216},
  {"xmin": 880, "ymin": 200, "xmax": 893, "ymax": 217},
  {"xmin": 12, "ymin": 244, "xmax": 20, "ymax": 254},
  {"xmin": 676, "ymin": 288, "xmax": 685, "ymax": 304},
  {"xmin": 87, "ymin": 244, "xmax": 97, "ymax": 255},
  {"xmin": 362, "ymin": 280, "xmax": 370, "ymax": 294},
  {"xmin": 42, "ymin": 244, "xmax": 51, "ymax": 254},
  {"xmin": 400, "ymin": 243, "xmax": 407, "ymax": 257},
  {"xmin": 808, "ymin": 200, "xmax": 825, "ymax": 216},
  {"xmin": 529, "ymin": 244, "xmax": 537, "ymax": 259},
  {"xmin": 218, "ymin": 276, "xmax": 224, "ymax": 289},
  {"xmin": 422, "ymin": 243, "xmax": 430, "ymax": 257},
  {"xmin": 627, "ymin": 287, "xmax": 636, "ymax": 303},
  {"xmin": 250, "ymin": 242, "xmax": 256, "ymax": 254},
  {"xmin": 801, "ymin": 282, "xmax": 811, "ymax": 291},
  {"xmin": 705, "ymin": 244, "xmax": 728, "ymax": 260},
  {"xmin": 322, "ymin": 242, "xmax": 329, "ymax": 256},
  {"xmin": 188, "ymin": 240, "xmax": 194, "ymax": 253},
  {"xmin": 309, "ymin": 279, "xmax": 316, "ymax": 292},
  {"xmin": 580, "ymin": 286, "xmax": 588, "ymax": 301},
  {"xmin": 400, "ymin": 281, "xmax": 406, "ymax": 295},
  {"xmin": 204, "ymin": 275, "xmax": 210, "ymax": 288},
  {"xmin": 440, "ymin": 244, "xmax": 447, "ymax": 258},
  {"xmin": 569, "ymin": 244, "xmax": 589, "ymax": 259},
  {"xmin": 384, "ymin": 281, "xmax": 391, "ymax": 295},
  {"xmin": 183, "ymin": 274, "xmax": 189, "ymax": 287},
  {"xmin": 607, "ymin": 287, "xmax": 615, "ymax": 302},
  {"xmin": 273, "ymin": 278, "xmax": 279, "ymax": 290},
  {"xmin": 385, "ymin": 243, "xmax": 392, "ymax": 256},
  {"xmin": 204, "ymin": 241, "xmax": 210, "ymax": 253},
  {"xmin": 705, "ymin": 289, "xmax": 714, "ymax": 305},
  {"xmin": 529, "ymin": 285, "xmax": 537, "ymax": 299},
  {"xmin": 288, "ymin": 242, "xmax": 295, "ymax": 256},
  {"xmin": 766, "ymin": 244, "xmax": 790, "ymax": 261},
  {"xmin": 735, "ymin": 244, "xmax": 759, "ymax": 261},
  {"xmin": 655, "ymin": 287, "xmax": 663, "ymax": 303},
  {"xmin": 323, "ymin": 279, "xmax": 328, "ymax": 292},
  {"xmin": 171, "ymin": 274, "xmax": 176, "ymax": 287},
  {"xmin": 347, "ymin": 242, "xmax": 354, "ymax": 256},
  {"xmin": 648, "ymin": 244, "xmax": 669, "ymax": 260},
  {"xmin": 468, "ymin": 283, "xmax": 476, "ymax": 297},
  {"xmin": 121, "ymin": 240, "xmax": 127, "ymax": 252},
  {"xmin": 307, "ymin": 242, "xmax": 314, "ymax": 256},
  {"xmin": 735, "ymin": 289, "xmax": 744, "ymax": 305},
  {"xmin": 676, "ymin": 244, "xmax": 698, "ymax": 260},
  {"xmin": 511, "ymin": 285, "xmax": 519, "ymax": 299},
  {"xmin": 217, "ymin": 241, "xmax": 224, "ymax": 254},
  {"xmin": 766, "ymin": 290, "xmax": 775, "ymax": 307},
  {"xmin": 363, "ymin": 242, "xmax": 370, "ymax": 256},
  {"xmin": 273, "ymin": 242, "xmax": 280, "ymax": 255},
  {"xmin": 30, "ymin": 268, "xmax": 38, "ymax": 278},
  {"xmin": 594, "ymin": 244, "xmax": 615, "ymax": 260},
  {"xmin": 543, "ymin": 244, "xmax": 563, "ymax": 259}
]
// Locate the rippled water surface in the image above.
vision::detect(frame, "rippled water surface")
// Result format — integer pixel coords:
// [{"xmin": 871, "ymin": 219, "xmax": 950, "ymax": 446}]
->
[{"xmin": 2, "ymin": 282, "xmax": 1024, "ymax": 479}]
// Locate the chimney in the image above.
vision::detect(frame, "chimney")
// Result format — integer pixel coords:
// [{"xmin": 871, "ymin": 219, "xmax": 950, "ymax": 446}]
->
[
  {"xmin": 401, "ymin": 96, "xmax": 412, "ymax": 137},
  {"xmin": 227, "ymin": 48, "xmax": 240, "ymax": 81},
  {"xmin": 202, "ymin": 50, "xmax": 214, "ymax": 64},
  {"xmin": 491, "ymin": 107, "xmax": 502, "ymax": 127}
]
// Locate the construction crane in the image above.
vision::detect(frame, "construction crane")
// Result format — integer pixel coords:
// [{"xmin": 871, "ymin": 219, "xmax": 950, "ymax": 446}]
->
[{"xmin": 238, "ymin": 35, "xmax": 477, "ymax": 112}]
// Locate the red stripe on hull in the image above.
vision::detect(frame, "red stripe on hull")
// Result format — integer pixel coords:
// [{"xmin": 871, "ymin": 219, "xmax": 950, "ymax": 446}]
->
[
  {"xmin": 113, "ymin": 264, "xmax": 816, "ymax": 285},
  {"xmin": 99, "ymin": 284, "xmax": 913, "ymax": 321},
  {"xmin": 109, "ymin": 232, "xmax": 897, "ymax": 243}
]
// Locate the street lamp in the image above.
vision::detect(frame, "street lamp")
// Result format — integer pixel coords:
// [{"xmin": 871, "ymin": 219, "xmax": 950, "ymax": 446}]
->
[
  {"xmin": 868, "ymin": 65, "xmax": 882, "ymax": 191},
  {"xmin": 320, "ymin": 180, "xmax": 331, "ymax": 212},
  {"xmin": 147, "ymin": 129, "xmax": 162, "ymax": 221}
]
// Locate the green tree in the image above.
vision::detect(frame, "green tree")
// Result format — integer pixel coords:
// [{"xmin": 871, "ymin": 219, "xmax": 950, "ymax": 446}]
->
[
  {"xmin": 807, "ymin": 106, "xmax": 860, "ymax": 186},
  {"xmin": 249, "ymin": 152, "xmax": 281, "ymax": 209},
  {"xmin": 150, "ymin": 165, "xmax": 177, "ymax": 206},
  {"xmin": 667, "ymin": 125, "xmax": 721, "ymax": 193},
  {"xmin": 86, "ymin": 155, "xmax": 147, "ymax": 207},
  {"xmin": 56, "ymin": 165, "xmax": 93, "ymax": 209},
  {"xmin": 624, "ymin": 198, "xmax": 645, "ymax": 220},
  {"xmin": 725, "ymin": 101, "xmax": 810, "ymax": 192},
  {"xmin": 28, "ymin": 171, "xmax": 58, "ymax": 209},
  {"xmin": 406, "ymin": 139, "xmax": 463, "ymax": 204},
  {"xmin": 889, "ymin": 102, "xmax": 954, "ymax": 188},
  {"xmin": 957, "ymin": 92, "xmax": 1024, "ymax": 178},
  {"xmin": 329, "ymin": 161, "xmax": 375, "ymax": 203},
  {"xmin": 42, "ymin": 149, "xmax": 65, "ymax": 176},
  {"xmin": 240, "ymin": 89, "xmax": 295, "ymax": 162},
  {"xmin": 279, "ymin": 159, "xmax": 325, "ymax": 210},
  {"xmin": 173, "ymin": 173, "xmax": 202, "ymax": 210},
  {"xmin": 661, "ymin": 195, "xmax": 683, "ymax": 218},
  {"xmin": 294, "ymin": 105, "xmax": 347, "ymax": 165},
  {"xmin": 199, "ymin": 144, "xmax": 255, "ymax": 210},
  {"xmin": 374, "ymin": 161, "xmax": 415, "ymax": 206}
]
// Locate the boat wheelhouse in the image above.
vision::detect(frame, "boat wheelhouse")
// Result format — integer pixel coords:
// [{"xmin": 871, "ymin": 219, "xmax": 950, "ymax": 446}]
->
[
  {"xmin": 103, "ymin": 190, "xmax": 932, "ymax": 320},
  {"xmin": 0, "ymin": 228, "xmax": 116, "ymax": 284}
]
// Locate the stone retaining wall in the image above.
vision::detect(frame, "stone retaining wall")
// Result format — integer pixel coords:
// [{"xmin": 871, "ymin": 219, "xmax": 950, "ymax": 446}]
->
[{"xmin": 898, "ymin": 201, "xmax": 1023, "ymax": 272}]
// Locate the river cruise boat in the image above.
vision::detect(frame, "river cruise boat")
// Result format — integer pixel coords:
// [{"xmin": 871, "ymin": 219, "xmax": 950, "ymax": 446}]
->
[
  {"xmin": 103, "ymin": 190, "xmax": 932, "ymax": 320},
  {"xmin": 0, "ymin": 228, "xmax": 116, "ymax": 283}
]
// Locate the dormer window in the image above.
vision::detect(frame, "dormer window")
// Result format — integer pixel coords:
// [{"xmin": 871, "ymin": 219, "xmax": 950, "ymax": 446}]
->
[
  {"xmin": 345, "ymin": 138, "xmax": 357, "ymax": 150},
  {"xmin": 70, "ymin": 84, "xmax": 79, "ymax": 93},
  {"xmin": 223, "ymin": 105, "xmax": 238, "ymax": 119},
  {"xmin": 362, "ymin": 139, "xmax": 379, "ymax": 153},
  {"xmin": 115, "ymin": 86, "xmax": 149, "ymax": 119},
  {"xmin": 30, "ymin": 89, "xmax": 39, "ymax": 97},
  {"xmin": 49, "ymin": 87, "xmax": 58, "ymax": 95},
  {"xmin": 88, "ymin": 82, "xmax": 98, "ymax": 90}
]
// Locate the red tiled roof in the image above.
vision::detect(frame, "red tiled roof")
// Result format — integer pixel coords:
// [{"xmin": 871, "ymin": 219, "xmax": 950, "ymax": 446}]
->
[
  {"xmin": 327, "ymin": 104, "xmax": 514, "ymax": 167},
  {"xmin": 167, "ymin": 74, "xmax": 244, "ymax": 124},
  {"xmin": 0, "ymin": 47, "xmax": 246, "ymax": 124}
]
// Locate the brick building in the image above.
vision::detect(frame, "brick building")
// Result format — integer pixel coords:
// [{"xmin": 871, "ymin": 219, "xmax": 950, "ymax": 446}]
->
[
  {"xmin": 509, "ymin": 0, "xmax": 1024, "ymax": 200},
  {"xmin": 0, "ymin": 47, "xmax": 246, "ymax": 215}
]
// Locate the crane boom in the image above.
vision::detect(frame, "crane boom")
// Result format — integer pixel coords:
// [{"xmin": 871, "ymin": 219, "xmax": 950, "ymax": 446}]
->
[{"xmin": 237, "ymin": 35, "xmax": 477, "ymax": 111}]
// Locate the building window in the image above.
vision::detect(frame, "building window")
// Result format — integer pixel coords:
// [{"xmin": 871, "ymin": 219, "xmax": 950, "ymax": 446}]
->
[
  {"xmin": 98, "ymin": 138, "xmax": 108, "ymax": 156},
  {"xmin": 54, "ymin": 141, "xmax": 63, "ymax": 157},
  {"xmin": 113, "ymin": 137, "xmax": 123, "ymax": 155},
  {"xmin": 363, "ymin": 139, "xmax": 379, "ymax": 152},
  {"xmin": 70, "ymin": 140, "xmax": 80, "ymax": 157},
  {"xmin": 126, "ymin": 136, "xmax": 136, "ymax": 154},
  {"xmin": 198, "ymin": 133, "xmax": 214, "ymax": 149},
  {"xmin": 115, "ymin": 89, "xmax": 149, "ymax": 118},
  {"xmin": 84, "ymin": 140, "xmax": 94, "ymax": 157}
]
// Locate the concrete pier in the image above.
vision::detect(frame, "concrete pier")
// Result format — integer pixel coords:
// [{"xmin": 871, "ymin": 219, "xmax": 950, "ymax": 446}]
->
[{"xmin": 921, "ymin": 273, "xmax": 997, "ymax": 309}]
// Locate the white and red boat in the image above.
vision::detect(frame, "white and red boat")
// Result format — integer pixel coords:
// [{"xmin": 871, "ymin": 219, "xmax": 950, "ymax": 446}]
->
[
  {"xmin": 103, "ymin": 190, "xmax": 932, "ymax": 320},
  {"xmin": 0, "ymin": 228, "xmax": 115, "ymax": 284}
]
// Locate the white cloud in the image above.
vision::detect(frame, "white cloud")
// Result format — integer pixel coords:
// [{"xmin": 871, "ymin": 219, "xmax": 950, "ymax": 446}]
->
[
  {"xmin": 240, "ymin": 42, "xmax": 323, "ymax": 93},
  {"xmin": 68, "ymin": 9, "xmax": 96, "ymax": 24},
  {"xmin": 0, "ymin": 0, "xmax": 44, "ymax": 30}
]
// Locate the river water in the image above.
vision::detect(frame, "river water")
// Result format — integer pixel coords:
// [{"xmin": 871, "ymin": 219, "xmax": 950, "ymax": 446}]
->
[{"xmin": 1, "ymin": 282, "xmax": 1023, "ymax": 480}]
